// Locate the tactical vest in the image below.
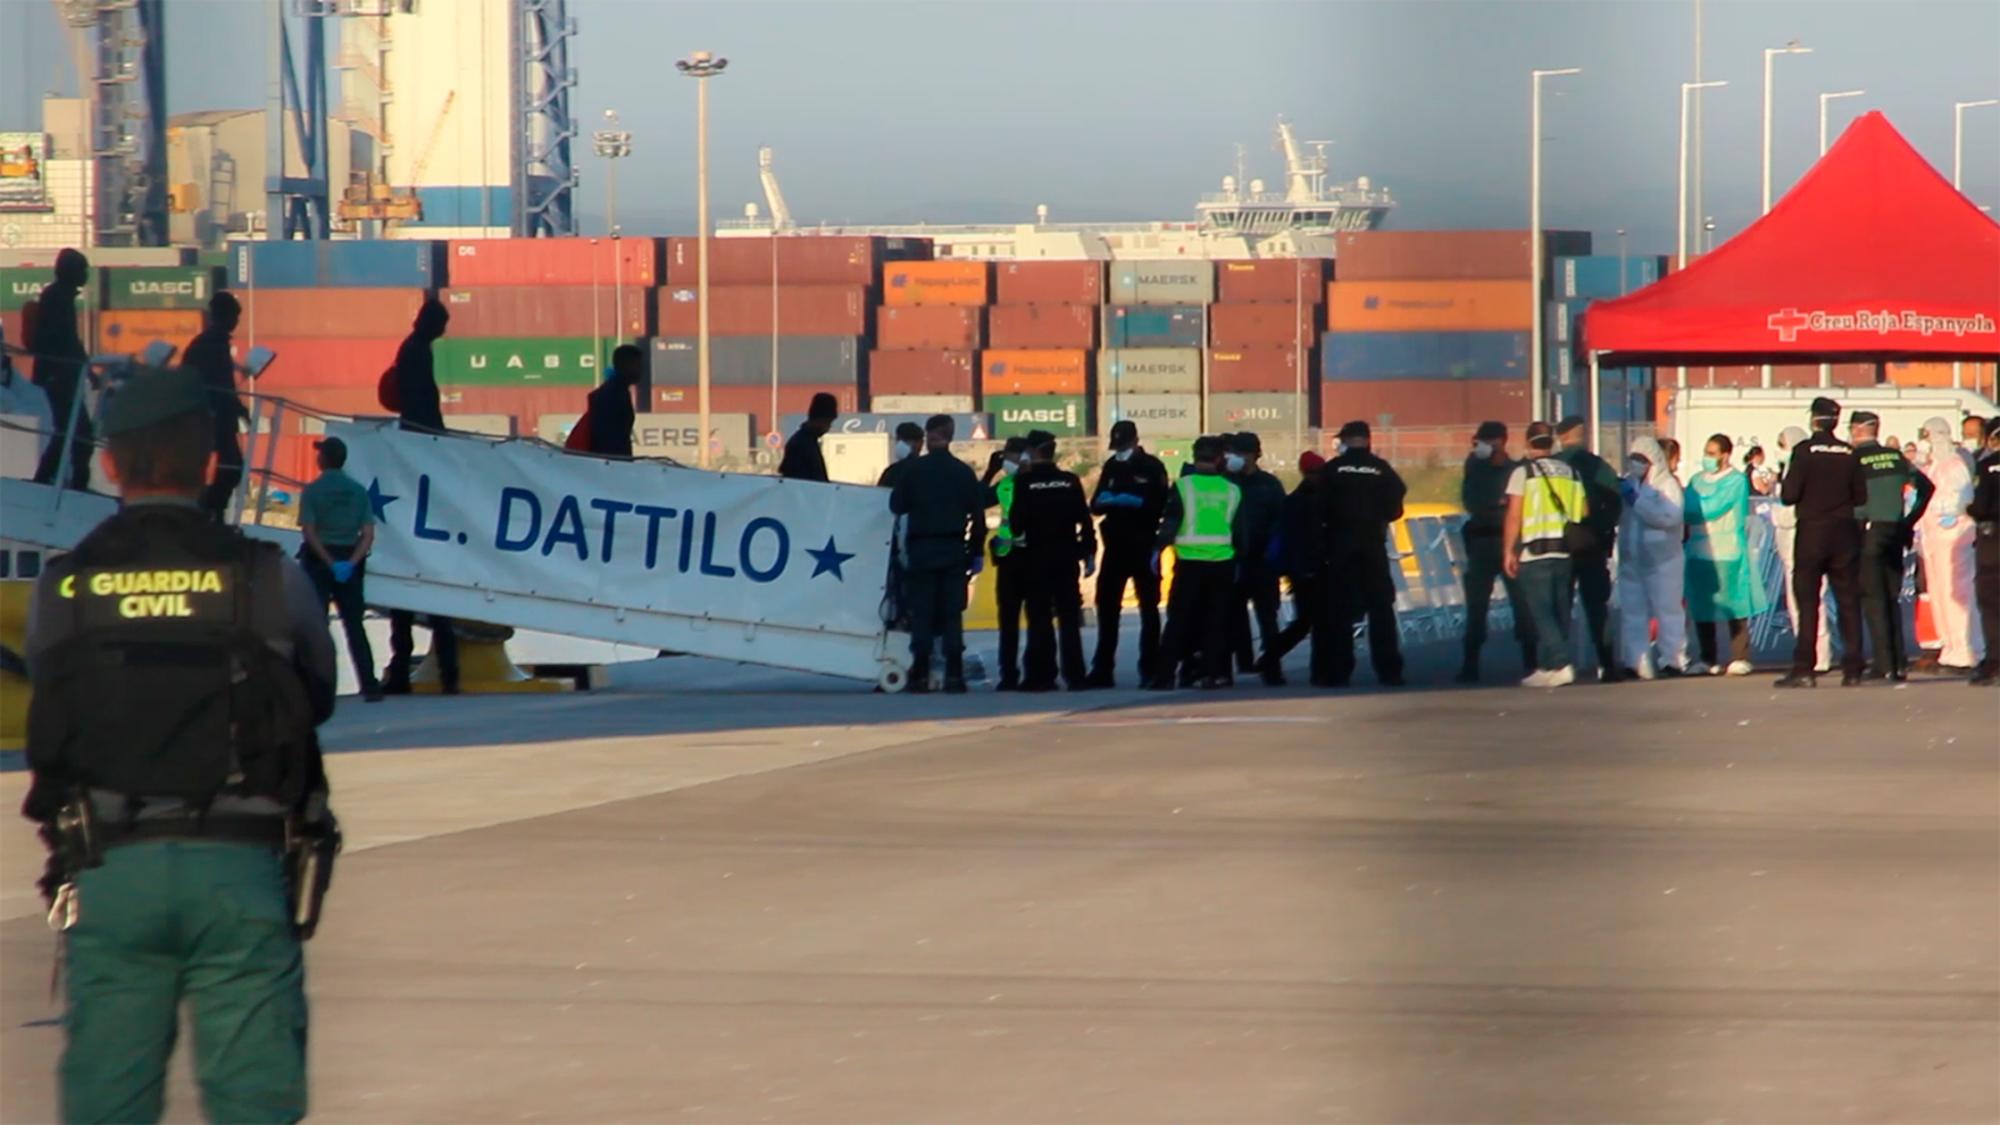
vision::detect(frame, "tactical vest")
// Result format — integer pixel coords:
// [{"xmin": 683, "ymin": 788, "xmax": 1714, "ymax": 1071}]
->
[
  {"xmin": 26, "ymin": 507, "xmax": 317, "ymax": 810},
  {"xmin": 1174, "ymin": 474, "xmax": 1240, "ymax": 562},
  {"xmin": 1520, "ymin": 459, "xmax": 1585, "ymax": 556},
  {"xmin": 991, "ymin": 474, "xmax": 1016, "ymax": 560}
]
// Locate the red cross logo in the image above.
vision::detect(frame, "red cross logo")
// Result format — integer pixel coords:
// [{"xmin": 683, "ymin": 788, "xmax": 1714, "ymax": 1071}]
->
[{"xmin": 1767, "ymin": 307, "xmax": 1812, "ymax": 342}]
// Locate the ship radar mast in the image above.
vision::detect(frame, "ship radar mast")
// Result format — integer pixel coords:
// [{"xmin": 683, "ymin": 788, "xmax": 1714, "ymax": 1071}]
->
[{"xmin": 758, "ymin": 146, "xmax": 793, "ymax": 231}]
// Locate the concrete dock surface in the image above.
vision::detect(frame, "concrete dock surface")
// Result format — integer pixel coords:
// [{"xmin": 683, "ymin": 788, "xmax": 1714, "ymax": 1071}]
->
[{"xmin": 2, "ymin": 651, "xmax": 1995, "ymax": 1122}]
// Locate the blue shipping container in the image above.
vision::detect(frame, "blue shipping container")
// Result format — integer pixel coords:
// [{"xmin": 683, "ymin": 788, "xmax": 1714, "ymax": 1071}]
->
[
  {"xmin": 1104, "ymin": 305, "xmax": 1204, "ymax": 349},
  {"xmin": 1547, "ymin": 298, "xmax": 1592, "ymax": 345},
  {"xmin": 1555, "ymin": 367, "xmax": 1653, "ymax": 424},
  {"xmin": 235, "ymin": 239, "xmax": 447, "ymax": 289},
  {"xmin": 1323, "ymin": 331, "xmax": 1529, "ymax": 381},
  {"xmin": 1552, "ymin": 255, "xmax": 1664, "ymax": 300}
]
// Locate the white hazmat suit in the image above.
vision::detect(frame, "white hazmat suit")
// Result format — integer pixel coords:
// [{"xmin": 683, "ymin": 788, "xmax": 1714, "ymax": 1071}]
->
[
  {"xmin": 1617, "ymin": 435, "xmax": 1689, "ymax": 676},
  {"xmin": 1769, "ymin": 425, "xmax": 1833, "ymax": 671},
  {"xmin": 1916, "ymin": 416, "xmax": 1984, "ymax": 667}
]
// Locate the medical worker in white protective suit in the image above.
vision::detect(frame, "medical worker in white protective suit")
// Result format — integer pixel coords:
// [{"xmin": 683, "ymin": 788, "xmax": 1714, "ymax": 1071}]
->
[
  {"xmin": 1916, "ymin": 416, "xmax": 1984, "ymax": 669},
  {"xmin": 1617, "ymin": 435, "xmax": 1690, "ymax": 677},
  {"xmin": 1769, "ymin": 426, "xmax": 1833, "ymax": 672}
]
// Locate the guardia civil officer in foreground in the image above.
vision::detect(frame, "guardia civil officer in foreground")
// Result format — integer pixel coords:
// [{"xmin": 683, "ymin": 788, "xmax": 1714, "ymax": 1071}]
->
[
  {"xmin": 1776, "ymin": 397, "xmax": 1869, "ymax": 688},
  {"xmin": 1850, "ymin": 410, "xmax": 1934, "ymax": 681},
  {"xmin": 889, "ymin": 414, "xmax": 986, "ymax": 692},
  {"xmin": 23, "ymin": 365, "xmax": 338, "ymax": 1124},
  {"xmin": 1317, "ymin": 420, "xmax": 1408, "ymax": 687}
]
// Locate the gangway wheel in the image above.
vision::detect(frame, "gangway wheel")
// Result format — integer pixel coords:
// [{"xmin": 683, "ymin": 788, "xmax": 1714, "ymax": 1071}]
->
[{"xmin": 877, "ymin": 664, "xmax": 908, "ymax": 694}]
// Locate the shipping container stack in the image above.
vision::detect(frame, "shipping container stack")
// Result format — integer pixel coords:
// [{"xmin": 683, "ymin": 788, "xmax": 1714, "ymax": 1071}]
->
[
  {"xmin": 1546, "ymin": 254, "xmax": 1663, "ymax": 424},
  {"xmin": 649, "ymin": 235, "xmax": 927, "ymax": 457},
  {"xmin": 1207, "ymin": 259, "xmax": 1326, "ymax": 439},
  {"xmin": 979, "ymin": 262, "xmax": 1102, "ymax": 439},
  {"xmin": 1321, "ymin": 230, "xmax": 1588, "ymax": 432},
  {"xmin": 869, "ymin": 259, "xmax": 989, "ymax": 435},
  {"xmin": 440, "ymin": 238, "xmax": 659, "ymax": 445},
  {"xmin": 1092, "ymin": 261, "xmax": 1216, "ymax": 440}
]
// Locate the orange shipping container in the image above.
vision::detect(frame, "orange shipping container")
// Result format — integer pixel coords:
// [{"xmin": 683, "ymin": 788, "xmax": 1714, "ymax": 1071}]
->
[
  {"xmin": 96, "ymin": 309, "xmax": 204, "ymax": 355},
  {"xmin": 1326, "ymin": 280, "xmax": 1534, "ymax": 332},
  {"xmin": 1887, "ymin": 360, "xmax": 1999, "ymax": 389},
  {"xmin": 882, "ymin": 260, "xmax": 990, "ymax": 307},
  {"xmin": 979, "ymin": 349, "xmax": 1089, "ymax": 396}
]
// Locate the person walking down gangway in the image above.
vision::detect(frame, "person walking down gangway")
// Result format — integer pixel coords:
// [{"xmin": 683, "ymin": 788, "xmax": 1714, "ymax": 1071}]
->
[
  {"xmin": 780, "ymin": 393, "xmax": 839, "ymax": 482},
  {"xmin": 1684, "ymin": 434, "xmax": 1769, "ymax": 676},
  {"xmin": 1776, "ymin": 397, "xmax": 1870, "ymax": 689},
  {"xmin": 383, "ymin": 297, "xmax": 458, "ymax": 695},
  {"xmin": 29, "ymin": 248, "xmax": 94, "ymax": 491},
  {"xmin": 181, "ymin": 291, "xmax": 249, "ymax": 519}
]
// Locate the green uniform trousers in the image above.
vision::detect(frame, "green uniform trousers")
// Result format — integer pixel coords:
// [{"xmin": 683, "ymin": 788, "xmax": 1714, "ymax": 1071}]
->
[{"xmin": 63, "ymin": 841, "xmax": 307, "ymax": 1124}]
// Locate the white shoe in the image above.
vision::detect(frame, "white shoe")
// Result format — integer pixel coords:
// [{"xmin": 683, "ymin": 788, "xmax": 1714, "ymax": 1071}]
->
[
  {"xmin": 1545, "ymin": 665, "xmax": 1576, "ymax": 687},
  {"xmin": 1520, "ymin": 669, "xmax": 1553, "ymax": 688},
  {"xmin": 1685, "ymin": 660, "xmax": 1712, "ymax": 676},
  {"xmin": 1726, "ymin": 660, "xmax": 1753, "ymax": 677}
]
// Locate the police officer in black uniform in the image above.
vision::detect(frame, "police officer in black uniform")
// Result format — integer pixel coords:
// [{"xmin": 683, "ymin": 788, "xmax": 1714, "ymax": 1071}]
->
[
  {"xmin": 23, "ymin": 365, "xmax": 338, "ymax": 1122},
  {"xmin": 1968, "ymin": 416, "xmax": 2000, "ymax": 687},
  {"xmin": 1316, "ymin": 420, "xmax": 1408, "ymax": 687},
  {"xmin": 1777, "ymin": 397, "xmax": 1870, "ymax": 688},
  {"xmin": 1086, "ymin": 420, "xmax": 1168, "ymax": 688},
  {"xmin": 1008, "ymin": 430, "xmax": 1096, "ymax": 691},
  {"xmin": 1850, "ymin": 410, "xmax": 1934, "ymax": 680},
  {"xmin": 1226, "ymin": 432, "xmax": 1289, "ymax": 683},
  {"xmin": 889, "ymin": 414, "xmax": 986, "ymax": 692}
]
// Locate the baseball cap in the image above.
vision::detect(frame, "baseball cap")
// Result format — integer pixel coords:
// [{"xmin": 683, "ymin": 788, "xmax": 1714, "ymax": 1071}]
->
[
  {"xmin": 1810, "ymin": 396, "xmax": 1841, "ymax": 419},
  {"xmin": 1337, "ymin": 420, "xmax": 1371, "ymax": 441},
  {"xmin": 101, "ymin": 366, "xmax": 213, "ymax": 437},
  {"xmin": 1108, "ymin": 419, "xmax": 1138, "ymax": 447},
  {"xmin": 1555, "ymin": 415, "xmax": 1587, "ymax": 436}
]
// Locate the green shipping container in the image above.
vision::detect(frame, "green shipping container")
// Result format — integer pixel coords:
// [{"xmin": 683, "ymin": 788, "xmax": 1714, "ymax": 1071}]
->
[
  {"xmin": 100, "ymin": 266, "xmax": 221, "ymax": 310},
  {"xmin": 988, "ymin": 394, "xmax": 1089, "ymax": 438},
  {"xmin": 434, "ymin": 337, "xmax": 610, "ymax": 387},
  {"xmin": 2, "ymin": 268, "xmax": 55, "ymax": 312},
  {"xmin": 196, "ymin": 249, "xmax": 235, "ymax": 288}
]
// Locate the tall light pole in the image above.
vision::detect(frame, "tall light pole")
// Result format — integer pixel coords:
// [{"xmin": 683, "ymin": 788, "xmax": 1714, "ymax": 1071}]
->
[
  {"xmin": 592, "ymin": 110, "xmax": 632, "ymax": 359},
  {"xmin": 1815, "ymin": 90, "xmax": 1864, "ymax": 387},
  {"xmin": 1818, "ymin": 89, "xmax": 1865, "ymax": 156},
  {"xmin": 1953, "ymin": 98, "xmax": 1998, "ymax": 389},
  {"xmin": 1531, "ymin": 66, "xmax": 1581, "ymax": 423},
  {"xmin": 1762, "ymin": 44, "xmax": 1814, "ymax": 213},
  {"xmin": 1953, "ymin": 99, "xmax": 1998, "ymax": 191},
  {"xmin": 1761, "ymin": 43, "xmax": 1810, "ymax": 388},
  {"xmin": 1678, "ymin": 80, "xmax": 1727, "ymax": 388},
  {"xmin": 678, "ymin": 50, "xmax": 728, "ymax": 468}
]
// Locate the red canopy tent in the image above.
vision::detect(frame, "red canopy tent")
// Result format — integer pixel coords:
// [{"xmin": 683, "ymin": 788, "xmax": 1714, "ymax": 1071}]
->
[{"xmin": 1586, "ymin": 111, "xmax": 2000, "ymax": 368}]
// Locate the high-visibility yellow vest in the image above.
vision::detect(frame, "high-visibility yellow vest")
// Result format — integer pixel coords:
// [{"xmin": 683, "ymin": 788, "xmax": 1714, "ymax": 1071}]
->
[
  {"xmin": 1520, "ymin": 458, "xmax": 1585, "ymax": 554},
  {"xmin": 992, "ymin": 475, "xmax": 1015, "ymax": 558},
  {"xmin": 1174, "ymin": 473, "xmax": 1240, "ymax": 562}
]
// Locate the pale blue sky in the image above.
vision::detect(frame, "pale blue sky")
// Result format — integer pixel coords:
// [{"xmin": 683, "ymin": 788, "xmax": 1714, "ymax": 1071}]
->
[{"xmin": 3, "ymin": 0, "xmax": 1996, "ymax": 255}]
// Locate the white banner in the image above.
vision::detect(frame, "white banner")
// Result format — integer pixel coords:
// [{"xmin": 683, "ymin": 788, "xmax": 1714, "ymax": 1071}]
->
[{"xmin": 330, "ymin": 421, "xmax": 896, "ymax": 642}]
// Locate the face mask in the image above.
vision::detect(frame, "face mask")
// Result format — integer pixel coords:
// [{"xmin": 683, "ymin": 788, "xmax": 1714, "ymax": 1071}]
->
[
  {"xmin": 1112, "ymin": 448, "xmax": 1134, "ymax": 462},
  {"xmin": 1001, "ymin": 459, "xmax": 1020, "ymax": 476},
  {"xmin": 1966, "ymin": 438, "xmax": 1984, "ymax": 452},
  {"xmin": 1472, "ymin": 441, "xmax": 1493, "ymax": 459},
  {"xmin": 893, "ymin": 441, "xmax": 912, "ymax": 462},
  {"xmin": 1628, "ymin": 456, "xmax": 1648, "ymax": 475},
  {"xmin": 1701, "ymin": 455, "xmax": 1721, "ymax": 473},
  {"xmin": 1224, "ymin": 454, "xmax": 1246, "ymax": 473}
]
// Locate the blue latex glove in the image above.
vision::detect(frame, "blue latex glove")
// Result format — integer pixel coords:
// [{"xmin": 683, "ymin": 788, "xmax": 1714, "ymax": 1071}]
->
[
  {"xmin": 1619, "ymin": 480, "xmax": 1639, "ymax": 506},
  {"xmin": 329, "ymin": 560, "xmax": 356, "ymax": 584},
  {"xmin": 1938, "ymin": 514, "xmax": 1958, "ymax": 529},
  {"xmin": 966, "ymin": 554, "xmax": 985, "ymax": 578},
  {"xmin": 1149, "ymin": 550, "xmax": 1163, "ymax": 577},
  {"xmin": 1082, "ymin": 555, "xmax": 1097, "ymax": 579}
]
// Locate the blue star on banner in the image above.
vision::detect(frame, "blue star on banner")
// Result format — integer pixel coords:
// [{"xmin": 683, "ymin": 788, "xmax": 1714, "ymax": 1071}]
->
[
  {"xmin": 805, "ymin": 536, "xmax": 854, "ymax": 581},
  {"xmin": 367, "ymin": 478, "xmax": 400, "ymax": 522}
]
